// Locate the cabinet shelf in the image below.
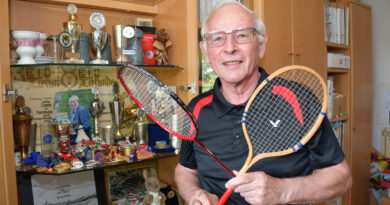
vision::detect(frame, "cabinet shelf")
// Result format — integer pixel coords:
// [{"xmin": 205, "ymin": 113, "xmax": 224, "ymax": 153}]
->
[
  {"xmin": 20, "ymin": 0, "xmax": 165, "ymax": 15},
  {"xmin": 10, "ymin": 63, "xmax": 184, "ymax": 72},
  {"xmin": 16, "ymin": 152, "xmax": 176, "ymax": 176},
  {"xmin": 328, "ymin": 68, "xmax": 350, "ymax": 73},
  {"xmin": 326, "ymin": 42, "xmax": 350, "ymax": 49}
]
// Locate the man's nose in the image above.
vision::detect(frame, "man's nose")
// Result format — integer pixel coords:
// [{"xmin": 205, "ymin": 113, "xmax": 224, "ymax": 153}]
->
[{"xmin": 223, "ymin": 34, "xmax": 238, "ymax": 53}]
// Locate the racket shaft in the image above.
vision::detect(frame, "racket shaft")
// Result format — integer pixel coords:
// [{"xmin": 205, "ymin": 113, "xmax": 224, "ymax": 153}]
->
[
  {"xmin": 194, "ymin": 139, "xmax": 234, "ymax": 177},
  {"xmin": 216, "ymin": 188, "xmax": 234, "ymax": 205}
]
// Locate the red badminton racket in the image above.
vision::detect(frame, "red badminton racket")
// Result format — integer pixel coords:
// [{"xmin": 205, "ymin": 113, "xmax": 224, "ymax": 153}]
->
[
  {"xmin": 217, "ymin": 65, "xmax": 328, "ymax": 204},
  {"xmin": 118, "ymin": 64, "xmax": 234, "ymax": 177}
]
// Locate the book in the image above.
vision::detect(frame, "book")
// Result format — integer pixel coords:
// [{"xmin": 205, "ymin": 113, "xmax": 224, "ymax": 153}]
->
[{"xmin": 327, "ymin": 76, "xmax": 334, "ymax": 119}]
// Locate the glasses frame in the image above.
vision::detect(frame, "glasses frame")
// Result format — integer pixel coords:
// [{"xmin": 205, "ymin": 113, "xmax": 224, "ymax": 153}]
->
[{"xmin": 204, "ymin": 27, "xmax": 260, "ymax": 48}]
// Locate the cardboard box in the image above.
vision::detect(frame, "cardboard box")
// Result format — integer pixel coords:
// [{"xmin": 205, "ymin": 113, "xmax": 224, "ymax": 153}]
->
[{"xmin": 332, "ymin": 95, "xmax": 346, "ymax": 118}]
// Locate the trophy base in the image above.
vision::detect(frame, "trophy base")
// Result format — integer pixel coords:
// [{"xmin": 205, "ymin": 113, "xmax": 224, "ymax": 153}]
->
[
  {"xmin": 90, "ymin": 59, "xmax": 109, "ymax": 64},
  {"xmin": 116, "ymin": 55, "xmax": 128, "ymax": 64},
  {"xmin": 63, "ymin": 58, "xmax": 85, "ymax": 64}
]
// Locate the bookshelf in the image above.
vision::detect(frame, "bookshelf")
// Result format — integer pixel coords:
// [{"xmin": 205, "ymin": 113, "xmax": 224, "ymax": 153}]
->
[{"xmin": 255, "ymin": 1, "xmax": 372, "ymax": 204}]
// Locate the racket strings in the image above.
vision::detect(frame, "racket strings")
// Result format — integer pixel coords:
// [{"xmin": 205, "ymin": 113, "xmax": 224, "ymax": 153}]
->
[
  {"xmin": 120, "ymin": 66, "xmax": 194, "ymax": 138},
  {"xmin": 245, "ymin": 70, "xmax": 324, "ymax": 156}
]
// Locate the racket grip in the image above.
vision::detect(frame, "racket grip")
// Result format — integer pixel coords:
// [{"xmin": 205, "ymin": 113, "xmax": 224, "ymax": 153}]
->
[{"xmin": 216, "ymin": 188, "xmax": 234, "ymax": 205}]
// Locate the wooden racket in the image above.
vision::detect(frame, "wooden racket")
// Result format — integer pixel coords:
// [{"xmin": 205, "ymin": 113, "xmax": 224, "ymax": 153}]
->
[
  {"xmin": 118, "ymin": 64, "xmax": 234, "ymax": 177},
  {"xmin": 217, "ymin": 65, "xmax": 328, "ymax": 204}
]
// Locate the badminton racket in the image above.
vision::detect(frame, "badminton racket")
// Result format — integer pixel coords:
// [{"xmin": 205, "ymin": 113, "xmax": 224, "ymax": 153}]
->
[
  {"xmin": 118, "ymin": 64, "xmax": 234, "ymax": 177},
  {"xmin": 217, "ymin": 65, "xmax": 328, "ymax": 205}
]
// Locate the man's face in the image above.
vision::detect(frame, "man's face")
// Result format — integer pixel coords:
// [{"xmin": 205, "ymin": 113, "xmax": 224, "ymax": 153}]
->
[
  {"xmin": 201, "ymin": 4, "xmax": 267, "ymax": 86},
  {"xmin": 69, "ymin": 99, "xmax": 78, "ymax": 111}
]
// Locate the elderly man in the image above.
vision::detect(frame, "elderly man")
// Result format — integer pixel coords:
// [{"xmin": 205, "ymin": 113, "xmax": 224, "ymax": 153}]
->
[{"xmin": 175, "ymin": 1, "xmax": 351, "ymax": 205}]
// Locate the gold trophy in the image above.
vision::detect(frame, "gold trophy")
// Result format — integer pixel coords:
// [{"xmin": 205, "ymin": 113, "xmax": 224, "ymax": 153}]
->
[
  {"xmin": 62, "ymin": 4, "xmax": 84, "ymax": 63},
  {"xmin": 109, "ymin": 82, "xmax": 124, "ymax": 141},
  {"xmin": 12, "ymin": 95, "xmax": 33, "ymax": 161}
]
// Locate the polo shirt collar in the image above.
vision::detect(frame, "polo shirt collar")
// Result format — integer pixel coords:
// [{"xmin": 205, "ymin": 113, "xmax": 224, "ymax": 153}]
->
[{"xmin": 212, "ymin": 67, "xmax": 269, "ymax": 118}]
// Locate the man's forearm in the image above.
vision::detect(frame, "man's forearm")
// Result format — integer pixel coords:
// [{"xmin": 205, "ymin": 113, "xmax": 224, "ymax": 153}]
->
[
  {"xmin": 283, "ymin": 160, "xmax": 352, "ymax": 204},
  {"xmin": 175, "ymin": 164, "xmax": 203, "ymax": 202}
]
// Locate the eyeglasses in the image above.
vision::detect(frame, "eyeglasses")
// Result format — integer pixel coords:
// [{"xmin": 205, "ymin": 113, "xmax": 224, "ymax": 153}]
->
[{"xmin": 204, "ymin": 27, "xmax": 260, "ymax": 48}]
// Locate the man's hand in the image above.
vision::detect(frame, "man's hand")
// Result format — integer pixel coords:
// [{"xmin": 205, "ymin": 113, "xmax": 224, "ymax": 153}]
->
[
  {"xmin": 225, "ymin": 171, "xmax": 285, "ymax": 205},
  {"xmin": 189, "ymin": 190, "xmax": 219, "ymax": 205}
]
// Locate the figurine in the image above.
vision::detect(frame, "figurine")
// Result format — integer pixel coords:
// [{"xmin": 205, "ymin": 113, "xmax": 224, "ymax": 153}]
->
[
  {"xmin": 142, "ymin": 168, "xmax": 166, "ymax": 205},
  {"xmin": 153, "ymin": 28, "xmax": 172, "ymax": 65}
]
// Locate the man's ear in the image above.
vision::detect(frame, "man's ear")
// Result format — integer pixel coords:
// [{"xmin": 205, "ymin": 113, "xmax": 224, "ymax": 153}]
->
[
  {"xmin": 200, "ymin": 41, "xmax": 210, "ymax": 64},
  {"xmin": 258, "ymin": 33, "xmax": 268, "ymax": 58}
]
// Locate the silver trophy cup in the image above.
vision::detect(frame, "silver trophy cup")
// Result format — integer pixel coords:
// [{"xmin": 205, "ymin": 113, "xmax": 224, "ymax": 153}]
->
[
  {"xmin": 90, "ymin": 29, "xmax": 108, "ymax": 64},
  {"xmin": 90, "ymin": 12, "xmax": 108, "ymax": 64},
  {"xmin": 90, "ymin": 87, "xmax": 105, "ymax": 142}
]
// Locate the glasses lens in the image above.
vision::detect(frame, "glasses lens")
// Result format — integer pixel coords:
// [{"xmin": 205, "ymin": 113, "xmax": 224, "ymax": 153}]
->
[
  {"xmin": 206, "ymin": 32, "xmax": 226, "ymax": 47},
  {"xmin": 205, "ymin": 28, "xmax": 257, "ymax": 47},
  {"xmin": 234, "ymin": 28, "xmax": 255, "ymax": 44}
]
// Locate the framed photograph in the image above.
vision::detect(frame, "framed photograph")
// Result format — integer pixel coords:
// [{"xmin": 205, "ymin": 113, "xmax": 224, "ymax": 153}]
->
[
  {"xmin": 52, "ymin": 89, "xmax": 94, "ymax": 138},
  {"xmin": 104, "ymin": 161, "xmax": 157, "ymax": 203}
]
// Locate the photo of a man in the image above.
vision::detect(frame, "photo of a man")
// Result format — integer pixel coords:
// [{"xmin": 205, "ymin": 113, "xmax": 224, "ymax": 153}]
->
[{"xmin": 68, "ymin": 95, "xmax": 91, "ymax": 143}]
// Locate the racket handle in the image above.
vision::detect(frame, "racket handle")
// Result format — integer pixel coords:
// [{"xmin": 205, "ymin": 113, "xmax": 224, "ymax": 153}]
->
[
  {"xmin": 217, "ymin": 188, "xmax": 234, "ymax": 205},
  {"xmin": 194, "ymin": 139, "xmax": 235, "ymax": 177}
]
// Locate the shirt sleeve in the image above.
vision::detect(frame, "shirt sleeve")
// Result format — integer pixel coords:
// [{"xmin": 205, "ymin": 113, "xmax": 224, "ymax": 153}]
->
[
  {"xmin": 178, "ymin": 99, "xmax": 198, "ymax": 169},
  {"xmin": 307, "ymin": 116, "xmax": 345, "ymax": 169},
  {"xmin": 179, "ymin": 140, "xmax": 197, "ymax": 169}
]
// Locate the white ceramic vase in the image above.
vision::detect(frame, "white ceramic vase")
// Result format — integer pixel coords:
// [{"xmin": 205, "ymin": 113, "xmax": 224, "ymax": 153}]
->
[{"xmin": 12, "ymin": 30, "xmax": 39, "ymax": 64}]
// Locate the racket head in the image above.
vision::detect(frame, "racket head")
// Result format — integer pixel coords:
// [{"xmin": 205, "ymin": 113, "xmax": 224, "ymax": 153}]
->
[
  {"xmin": 242, "ymin": 65, "xmax": 328, "ymax": 170},
  {"xmin": 118, "ymin": 64, "xmax": 198, "ymax": 141}
]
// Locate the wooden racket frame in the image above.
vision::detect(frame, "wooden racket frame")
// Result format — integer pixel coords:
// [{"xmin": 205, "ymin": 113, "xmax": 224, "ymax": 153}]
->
[{"xmin": 217, "ymin": 65, "xmax": 328, "ymax": 205}]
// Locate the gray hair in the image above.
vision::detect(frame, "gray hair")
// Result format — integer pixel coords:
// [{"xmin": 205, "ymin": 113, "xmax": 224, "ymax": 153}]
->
[
  {"xmin": 68, "ymin": 95, "xmax": 79, "ymax": 102},
  {"xmin": 200, "ymin": 0, "xmax": 266, "ymax": 42}
]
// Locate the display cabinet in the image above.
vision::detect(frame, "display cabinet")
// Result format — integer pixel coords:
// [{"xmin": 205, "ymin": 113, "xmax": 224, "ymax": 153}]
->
[{"xmin": 1, "ymin": 0, "xmax": 199, "ymax": 204}]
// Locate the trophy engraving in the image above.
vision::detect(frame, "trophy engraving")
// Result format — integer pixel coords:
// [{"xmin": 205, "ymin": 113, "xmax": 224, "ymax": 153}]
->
[
  {"xmin": 90, "ymin": 12, "xmax": 109, "ymax": 64},
  {"xmin": 90, "ymin": 87, "xmax": 105, "ymax": 142},
  {"xmin": 109, "ymin": 82, "xmax": 124, "ymax": 141},
  {"xmin": 62, "ymin": 4, "xmax": 84, "ymax": 63}
]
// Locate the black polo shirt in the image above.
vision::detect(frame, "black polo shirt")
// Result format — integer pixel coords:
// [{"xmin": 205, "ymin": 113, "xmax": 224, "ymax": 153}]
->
[{"xmin": 179, "ymin": 68, "xmax": 344, "ymax": 205}]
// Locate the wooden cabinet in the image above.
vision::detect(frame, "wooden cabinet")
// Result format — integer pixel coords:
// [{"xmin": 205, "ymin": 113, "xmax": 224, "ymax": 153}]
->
[
  {"xmin": 349, "ymin": 2, "xmax": 372, "ymax": 205},
  {"xmin": 255, "ymin": 1, "xmax": 372, "ymax": 204},
  {"xmin": 255, "ymin": 0, "xmax": 326, "ymax": 77},
  {"xmin": 0, "ymin": 0, "xmax": 199, "ymax": 204}
]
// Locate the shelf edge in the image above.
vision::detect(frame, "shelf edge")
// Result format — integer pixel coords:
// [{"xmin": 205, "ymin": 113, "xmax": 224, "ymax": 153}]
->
[{"xmin": 19, "ymin": 0, "xmax": 159, "ymax": 15}]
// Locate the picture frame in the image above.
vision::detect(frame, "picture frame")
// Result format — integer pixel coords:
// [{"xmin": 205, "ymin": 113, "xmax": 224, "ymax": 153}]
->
[{"xmin": 104, "ymin": 161, "xmax": 157, "ymax": 203}]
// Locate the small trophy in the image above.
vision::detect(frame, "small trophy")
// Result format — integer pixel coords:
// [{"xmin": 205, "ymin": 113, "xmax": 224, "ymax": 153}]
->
[
  {"xmin": 90, "ymin": 12, "xmax": 109, "ymax": 64},
  {"xmin": 90, "ymin": 87, "xmax": 105, "ymax": 142},
  {"xmin": 62, "ymin": 4, "xmax": 84, "ymax": 63},
  {"xmin": 114, "ymin": 25, "xmax": 135, "ymax": 63},
  {"xmin": 109, "ymin": 82, "xmax": 124, "ymax": 141},
  {"xmin": 12, "ymin": 96, "xmax": 33, "ymax": 160},
  {"xmin": 113, "ymin": 25, "xmax": 130, "ymax": 63}
]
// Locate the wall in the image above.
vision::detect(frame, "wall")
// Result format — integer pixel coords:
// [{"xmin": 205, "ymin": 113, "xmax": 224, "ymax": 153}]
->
[{"xmin": 359, "ymin": 0, "xmax": 390, "ymax": 152}]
